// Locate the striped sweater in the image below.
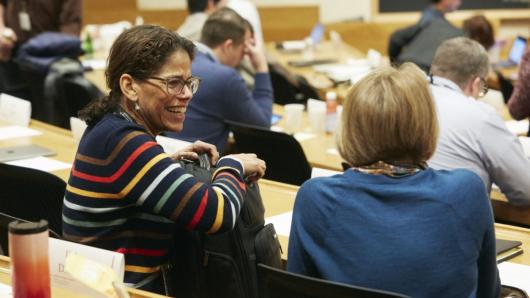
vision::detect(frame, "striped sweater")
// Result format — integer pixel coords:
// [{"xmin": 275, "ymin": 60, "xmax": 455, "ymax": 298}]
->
[{"xmin": 63, "ymin": 113, "xmax": 246, "ymax": 289}]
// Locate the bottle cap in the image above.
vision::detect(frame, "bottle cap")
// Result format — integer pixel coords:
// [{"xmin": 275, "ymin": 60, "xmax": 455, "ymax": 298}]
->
[
  {"xmin": 326, "ymin": 91, "xmax": 337, "ymax": 101},
  {"xmin": 9, "ymin": 220, "xmax": 48, "ymax": 235}
]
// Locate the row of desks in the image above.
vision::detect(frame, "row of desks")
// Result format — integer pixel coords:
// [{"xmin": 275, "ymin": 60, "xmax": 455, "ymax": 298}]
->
[{"xmin": 1, "ymin": 120, "xmax": 530, "ymax": 267}]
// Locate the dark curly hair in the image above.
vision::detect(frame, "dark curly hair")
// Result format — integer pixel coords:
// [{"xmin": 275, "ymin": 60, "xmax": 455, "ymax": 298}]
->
[{"xmin": 79, "ymin": 25, "xmax": 195, "ymax": 126}]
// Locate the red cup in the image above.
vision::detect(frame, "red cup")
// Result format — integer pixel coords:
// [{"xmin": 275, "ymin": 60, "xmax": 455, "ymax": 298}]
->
[{"xmin": 8, "ymin": 220, "xmax": 51, "ymax": 298}]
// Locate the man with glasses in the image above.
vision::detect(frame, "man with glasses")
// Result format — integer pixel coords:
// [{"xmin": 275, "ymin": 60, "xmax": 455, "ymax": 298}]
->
[
  {"xmin": 429, "ymin": 37, "xmax": 530, "ymax": 205},
  {"xmin": 168, "ymin": 7, "xmax": 272, "ymax": 152}
]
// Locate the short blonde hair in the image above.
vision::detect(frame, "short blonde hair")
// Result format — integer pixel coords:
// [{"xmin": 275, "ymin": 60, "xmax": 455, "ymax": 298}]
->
[{"xmin": 337, "ymin": 63, "xmax": 438, "ymax": 166}]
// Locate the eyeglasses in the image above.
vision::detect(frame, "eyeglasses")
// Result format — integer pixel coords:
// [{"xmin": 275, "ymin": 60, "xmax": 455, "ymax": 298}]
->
[
  {"xmin": 148, "ymin": 76, "xmax": 201, "ymax": 95},
  {"xmin": 478, "ymin": 77, "xmax": 489, "ymax": 98}
]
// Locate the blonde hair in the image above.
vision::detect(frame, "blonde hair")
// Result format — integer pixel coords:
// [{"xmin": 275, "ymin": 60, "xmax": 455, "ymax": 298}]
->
[{"xmin": 337, "ymin": 63, "xmax": 438, "ymax": 166}]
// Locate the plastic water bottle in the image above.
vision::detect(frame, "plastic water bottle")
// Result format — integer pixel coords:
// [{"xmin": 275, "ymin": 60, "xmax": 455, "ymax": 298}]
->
[{"xmin": 325, "ymin": 91, "xmax": 337, "ymax": 134}]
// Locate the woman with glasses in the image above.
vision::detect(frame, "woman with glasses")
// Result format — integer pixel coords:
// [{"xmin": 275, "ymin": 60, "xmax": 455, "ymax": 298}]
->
[
  {"xmin": 287, "ymin": 63, "xmax": 500, "ymax": 297},
  {"xmin": 63, "ymin": 25, "xmax": 265, "ymax": 293}
]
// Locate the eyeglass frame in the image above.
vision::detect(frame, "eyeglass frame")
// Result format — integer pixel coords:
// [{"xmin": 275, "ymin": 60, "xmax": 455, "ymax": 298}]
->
[{"xmin": 147, "ymin": 76, "xmax": 201, "ymax": 95}]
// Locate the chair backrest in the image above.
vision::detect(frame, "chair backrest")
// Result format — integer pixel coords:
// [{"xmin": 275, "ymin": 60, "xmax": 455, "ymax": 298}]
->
[
  {"xmin": 43, "ymin": 58, "xmax": 103, "ymax": 128},
  {"xmin": 257, "ymin": 264, "xmax": 410, "ymax": 298},
  {"xmin": 228, "ymin": 121, "xmax": 312, "ymax": 185},
  {"xmin": 0, "ymin": 164, "xmax": 66, "ymax": 254}
]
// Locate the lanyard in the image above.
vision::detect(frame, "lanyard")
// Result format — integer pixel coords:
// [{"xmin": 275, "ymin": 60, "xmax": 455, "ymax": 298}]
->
[{"xmin": 429, "ymin": 75, "xmax": 463, "ymax": 95}]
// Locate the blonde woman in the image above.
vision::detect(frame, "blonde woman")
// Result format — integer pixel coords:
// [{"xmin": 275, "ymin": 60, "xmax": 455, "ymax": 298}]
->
[{"xmin": 287, "ymin": 63, "xmax": 499, "ymax": 298}]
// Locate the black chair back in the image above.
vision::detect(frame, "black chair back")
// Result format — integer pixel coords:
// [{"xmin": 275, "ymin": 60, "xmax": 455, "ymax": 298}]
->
[
  {"xmin": 228, "ymin": 121, "xmax": 312, "ymax": 185},
  {"xmin": 43, "ymin": 58, "xmax": 103, "ymax": 128},
  {"xmin": 0, "ymin": 164, "xmax": 66, "ymax": 254},
  {"xmin": 257, "ymin": 264, "xmax": 410, "ymax": 298}
]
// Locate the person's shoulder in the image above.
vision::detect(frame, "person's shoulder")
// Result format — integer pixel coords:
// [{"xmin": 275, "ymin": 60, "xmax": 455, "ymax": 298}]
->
[{"xmin": 428, "ymin": 168, "xmax": 487, "ymax": 204}]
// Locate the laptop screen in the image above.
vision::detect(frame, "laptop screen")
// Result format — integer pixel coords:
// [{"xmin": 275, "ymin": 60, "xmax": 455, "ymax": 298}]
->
[
  {"xmin": 310, "ymin": 23, "xmax": 325, "ymax": 45},
  {"xmin": 508, "ymin": 36, "xmax": 527, "ymax": 65}
]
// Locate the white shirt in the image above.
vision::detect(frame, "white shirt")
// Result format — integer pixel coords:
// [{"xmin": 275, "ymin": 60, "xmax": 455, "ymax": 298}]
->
[
  {"xmin": 176, "ymin": 12, "xmax": 208, "ymax": 42},
  {"xmin": 227, "ymin": 0, "xmax": 264, "ymax": 49},
  {"xmin": 428, "ymin": 76, "xmax": 530, "ymax": 205}
]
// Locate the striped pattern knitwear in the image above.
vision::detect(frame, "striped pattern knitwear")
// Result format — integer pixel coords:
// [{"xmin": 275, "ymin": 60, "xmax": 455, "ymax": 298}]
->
[{"xmin": 63, "ymin": 114, "xmax": 246, "ymax": 287}]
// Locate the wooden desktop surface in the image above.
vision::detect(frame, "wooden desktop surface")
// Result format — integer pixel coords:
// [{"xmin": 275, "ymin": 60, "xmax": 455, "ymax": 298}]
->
[{"xmin": 1, "ymin": 121, "xmax": 530, "ymax": 267}]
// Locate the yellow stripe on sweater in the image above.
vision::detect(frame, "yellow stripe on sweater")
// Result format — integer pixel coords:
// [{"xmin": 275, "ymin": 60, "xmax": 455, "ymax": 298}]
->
[
  {"xmin": 125, "ymin": 265, "xmax": 161, "ymax": 274},
  {"xmin": 207, "ymin": 188, "xmax": 224, "ymax": 234},
  {"xmin": 67, "ymin": 154, "xmax": 168, "ymax": 199}
]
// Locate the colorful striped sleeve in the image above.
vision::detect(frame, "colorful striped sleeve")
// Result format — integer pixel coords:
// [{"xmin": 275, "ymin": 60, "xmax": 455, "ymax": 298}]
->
[{"xmin": 68, "ymin": 130, "xmax": 246, "ymax": 234}]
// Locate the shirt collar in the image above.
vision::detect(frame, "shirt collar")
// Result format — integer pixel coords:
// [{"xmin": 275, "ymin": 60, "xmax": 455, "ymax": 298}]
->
[
  {"xmin": 194, "ymin": 41, "xmax": 219, "ymax": 63},
  {"xmin": 430, "ymin": 75, "xmax": 465, "ymax": 95}
]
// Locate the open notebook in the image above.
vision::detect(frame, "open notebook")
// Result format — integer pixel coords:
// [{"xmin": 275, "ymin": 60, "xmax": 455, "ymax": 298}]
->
[{"xmin": 496, "ymin": 239, "xmax": 523, "ymax": 263}]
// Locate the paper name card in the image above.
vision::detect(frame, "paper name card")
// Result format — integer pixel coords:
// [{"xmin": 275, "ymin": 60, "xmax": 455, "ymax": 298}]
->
[
  {"xmin": 156, "ymin": 135, "xmax": 191, "ymax": 154},
  {"xmin": 70, "ymin": 117, "xmax": 88, "ymax": 141},
  {"xmin": 505, "ymin": 119, "xmax": 529, "ymax": 136},
  {"xmin": 265, "ymin": 211, "xmax": 293, "ymax": 238},
  {"xmin": 0, "ymin": 93, "xmax": 31, "ymax": 127},
  {"xmin": 311, "ymin": 167, "xmax": 341, "ymax": 178},
  {"xmin": 49, "ymin": 238, "xmax": 125, "ymax": 297},
  {"xmin": 65, "ymin": 253, "xmax": 130, "ymax": 298}
]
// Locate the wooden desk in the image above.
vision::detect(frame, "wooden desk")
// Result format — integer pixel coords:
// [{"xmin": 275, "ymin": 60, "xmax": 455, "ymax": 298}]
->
[
  {"xmin": 0, "ymin": 257, "xmax": 167, "ymax": 297},
  {"xmin": 266, "ymin": 41, "xmax": 363, "ymax": 101}
]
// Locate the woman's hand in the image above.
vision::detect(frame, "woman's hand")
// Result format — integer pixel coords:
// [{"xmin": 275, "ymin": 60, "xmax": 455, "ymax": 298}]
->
[
  {"xmin": 227, "ymin": 153, "xmax": 266, "ymax": 182},
  {"xmin": 171, "ymin": 140, "xmax": 219, "ymax": 165}
]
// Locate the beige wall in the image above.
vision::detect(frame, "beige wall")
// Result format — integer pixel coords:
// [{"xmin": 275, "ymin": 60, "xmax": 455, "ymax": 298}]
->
[{"xmin": 136, "ymin": 0, "xmax": 373, "ymax": 23}]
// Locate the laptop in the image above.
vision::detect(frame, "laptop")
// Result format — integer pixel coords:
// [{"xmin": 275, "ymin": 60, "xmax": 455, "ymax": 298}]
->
[
  {"xmin": 496, "ymin": 238, "xmax": 523, "ymax": 263},
  {"xmin": 276, "ymin": 23, "xmax": 326, "ymax": 52},
  {"xmin": 0, "ymin": 144, "xmax": 56, "ymax": 162},
  {"xmin": 495, "ymin": 36, "xmax": 527, "ymax": 68}
]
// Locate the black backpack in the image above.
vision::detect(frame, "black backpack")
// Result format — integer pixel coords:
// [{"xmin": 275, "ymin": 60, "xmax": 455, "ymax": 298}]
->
[{"xmin": 166, "ymin": 157, "xmax": 283, "ymax": 298}]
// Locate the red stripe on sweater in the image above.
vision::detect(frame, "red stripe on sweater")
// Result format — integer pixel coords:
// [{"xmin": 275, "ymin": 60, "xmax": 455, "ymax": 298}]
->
[
  {"xmin": 116, "ymin": 247, "xmax": 167, "ymax": 257},
  {"xmin": 215, "ymin": 172, "xmax": 246, "ymax": 190},
  {"xmin": 186, "ymin": 189, "xmax": 209, "ymax": 230},
  {"xmin": 72, "ymin": 141, "xmax": 158, "ymax": 183}
]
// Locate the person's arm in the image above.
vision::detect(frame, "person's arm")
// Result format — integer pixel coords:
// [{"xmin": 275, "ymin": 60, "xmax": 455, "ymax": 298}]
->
[
  {"xmin": 508, "ymin": 48, "xmax": 530, "ymax": 120},
  {"xmin": 477, "ymin": 110, "xmax": 530, "ymax": 205},
  {"xmin": 59, "ymin": 0, "xmax": 82, "ymax": 36},
  {"xmin": 222, "ymin": 68, "xmax": 273, "ymax": 128},
  {"xmin": 68, "ymin": 131, "xmax": 253, "ymax": 234}
]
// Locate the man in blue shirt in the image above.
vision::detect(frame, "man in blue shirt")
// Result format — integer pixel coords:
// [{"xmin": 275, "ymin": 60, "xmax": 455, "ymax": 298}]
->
[{"xmin": 169, "ymin": 7, "xmax": 273, "ymax": 152}]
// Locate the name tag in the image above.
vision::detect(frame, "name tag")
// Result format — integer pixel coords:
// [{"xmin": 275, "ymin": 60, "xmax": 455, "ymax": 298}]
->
[{"xmin": 18, "ymin": 11, "xmax": 31, "ymax": 31}]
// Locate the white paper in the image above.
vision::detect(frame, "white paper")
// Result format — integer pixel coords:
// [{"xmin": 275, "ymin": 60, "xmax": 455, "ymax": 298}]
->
[
  {"xmin": 155, "ymin": 135, "xmax": 191, "ymax": 154},
  {"xmin": 81, "ymin": 59, "xmax": 106, "ymax": 70},
  {"xmin": 498, "ymin": 262, "xmax": 530, "ymax": 293},
  {"xmin": 327, "ymin": 148, "xmax": 339, "ymax": 155},
  {"xmin": 311, "ymin": 167, "xmax": 341, "ymax": 178},
  {"xmin": 0, "ymin": 283, "xmax": 12, "ymax": 298},
  {"xmin": 265, "ymin": 211, "xmax": 293, "ymax": 237},
  {"xmin": 294, "ymin": 132, "xmax": 316, "ymax": 142},
  {"xmin": 6, "ymin": 156, "xmax": 71, "ymax": 172},
  {"xmin": 518, "ymin": 136, "xmax": 530, "ymax": 157},
  {"xmin": 280, "ymin": 40, "xmax": 306, "ymax": 51},
  {"xmin": 505, "ymin": 119, "xmax": 529, "ymax": 136},
  {"xmin": 70, "ymin": 117, "xmax": 88, "ymax": 141},
  {"xmin": 313, "ymin": 63, "xmax": 371, "ymax": 82},
  {"xmin": 0, "ymin": 125, "xmax": 41, "ymax": 141},
  {"xmin": 49, "ymin": 238, "xmax": 125, "ymax": 297},
  {"xmin": 0, "ymin": 94, "xmax": 31, "ymax": 127},
  {"xmin": 270, "ymin": 126, "xmax": 283, "ymax": 132}
]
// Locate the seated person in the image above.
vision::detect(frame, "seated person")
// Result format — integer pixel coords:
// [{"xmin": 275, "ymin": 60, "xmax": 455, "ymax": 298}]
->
[
  {"xmin": 389, "ymin": 0, "xmax": 461, "ymax": 66},
  {"xmin": 176, "ymin": 0, "xmax": 225, "ymax": 41},
  {"xmin": 62, "ymin": 25, "xmax": 266, "ymax": 294},
  {"xmin": 287, "ymin": 63, "xmax": 500, "ymax": 297},
  {"xmin": 508, "ymin": 46, "xmax": 530, "ymax": 120},
  {"xmin": 168, "ymin": 7, "xmax": 273, "ymax": 153},
  {"xmin": 428, "ymin": 37, "xmax": 530, "ymax": 205}
]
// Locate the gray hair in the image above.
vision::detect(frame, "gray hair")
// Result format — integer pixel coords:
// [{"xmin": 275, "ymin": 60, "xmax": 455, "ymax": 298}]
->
[{"xmin": 431, "ymin": 37, "xmax": 489, "ymax": 87}]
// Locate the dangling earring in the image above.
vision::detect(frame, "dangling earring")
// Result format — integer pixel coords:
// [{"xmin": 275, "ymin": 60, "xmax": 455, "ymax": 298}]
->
[{"xmin": 135, "ymin": 102, "xmax": 140, "ymax": 111}]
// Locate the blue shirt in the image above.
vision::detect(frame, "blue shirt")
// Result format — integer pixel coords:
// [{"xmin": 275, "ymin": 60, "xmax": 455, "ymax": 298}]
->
[
  {"xmin": 287, "ymin": 168, "xmax": 500, "ymax": 298},
  {"xmin": 169, "ymin": 50, "xmax": 273, "ymax": 152}
]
